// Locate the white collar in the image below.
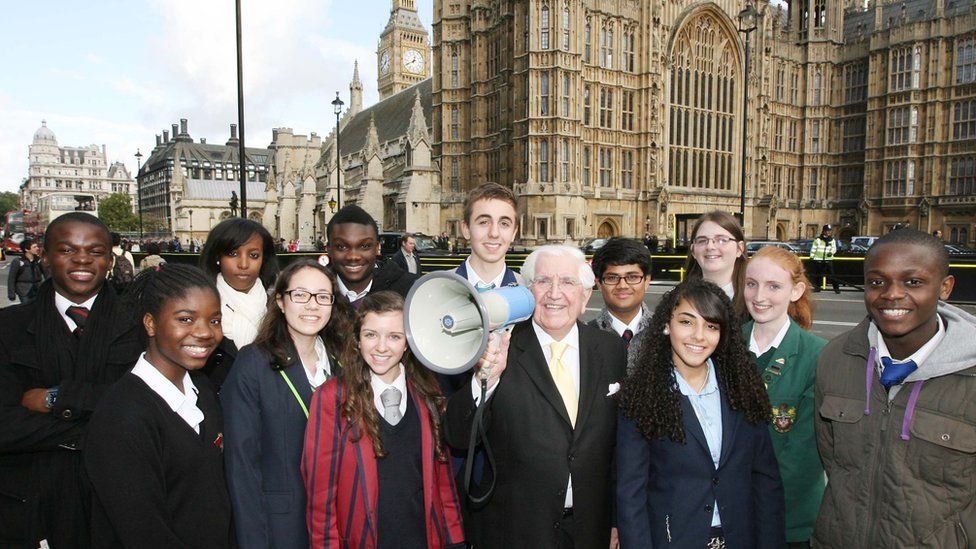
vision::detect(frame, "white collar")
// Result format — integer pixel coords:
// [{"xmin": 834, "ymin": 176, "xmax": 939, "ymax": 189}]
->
[
  {"xmin": 463, "ymin": 257, "xmax": 506, "ymax": 288},
  {"xmin": 532, "ymin": 321, "xmax": 580, "ymax": 353},
  {"xmin": 131, "ymin": 353, "xmax": 204, "ymax": 433},
  {"xmin": 305, "ymin": 336, "xmax": 333, "ymax": 389},
  {"xmin": 370, "ymin": 363, "xmax": 408, "ymax": 417},
  {"xmin": 721, "ymin": 282, "xmax": 735, "ymax": 300},
  {"xmin": 401, "ymin": 247, "xmax": 415, "ymax": 258},
  {"xmin": 609, "ymin": 306, "xmax": 644, "ymax": 336},
  {"xmin": 674, "ymin": 359, "xmax": 720, "ymax": 397},
  {"xmin": 336, "ymin": 276, "xmax": 373, "ymax": 302},
  {"xmin": 870, "ymin": 314, "xmax": 946, "ymax": 368},
  {"xmin": 55, "ymin": 291, "xmax": 99, "ymax": 331},
  {"xmin": 749, "ymin": 318, "xmax": 792, "ymax": 356}
]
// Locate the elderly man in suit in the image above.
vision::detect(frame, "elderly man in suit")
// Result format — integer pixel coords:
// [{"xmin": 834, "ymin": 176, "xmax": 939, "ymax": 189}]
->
[{"xmin": 446, "ymin": 245, "xmax": 627, "ymax": 549}]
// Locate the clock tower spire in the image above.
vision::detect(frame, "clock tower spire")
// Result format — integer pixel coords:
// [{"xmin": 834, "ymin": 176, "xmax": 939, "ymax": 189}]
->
[{"xmin": 377, "ymin": 0, "xmax": 430, "ymax": 101}]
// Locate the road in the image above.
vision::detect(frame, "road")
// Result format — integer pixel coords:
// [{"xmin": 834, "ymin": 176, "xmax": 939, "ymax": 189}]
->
[{"xmin": 2, "ymin": 256, "xmax": 974, "ymax": 343}]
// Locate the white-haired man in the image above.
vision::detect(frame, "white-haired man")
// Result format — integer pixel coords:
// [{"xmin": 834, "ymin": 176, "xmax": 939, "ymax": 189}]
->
[{"xmin": 446, "ymin": 245, "xmax": 627, "ymax": 549}]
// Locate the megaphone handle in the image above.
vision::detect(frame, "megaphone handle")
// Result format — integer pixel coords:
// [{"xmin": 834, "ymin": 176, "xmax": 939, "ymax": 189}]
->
[{"xmin": 463, "ymin": 378, "xmax": 497, "ymax": 506}]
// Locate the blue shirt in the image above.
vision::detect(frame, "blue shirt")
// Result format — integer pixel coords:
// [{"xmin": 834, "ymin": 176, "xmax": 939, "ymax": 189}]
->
[{"xmin": 674, "ymin": 359, "xmax": 723, "ymax": 527}]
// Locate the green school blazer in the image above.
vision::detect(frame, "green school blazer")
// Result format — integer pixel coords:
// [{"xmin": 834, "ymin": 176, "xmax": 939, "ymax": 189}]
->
[{"xmin": 743, "ymin": 320, "xmax": 827, "ymax": 543}]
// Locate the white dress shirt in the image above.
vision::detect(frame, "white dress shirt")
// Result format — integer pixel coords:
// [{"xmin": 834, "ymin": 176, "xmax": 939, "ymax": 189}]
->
[
  {"xmin": 748, "ymin": 318, "xmax": 792, "ymax": 356},
  {"xmin": 609, "ymin": 306, "xmax": 645, "ymax": 337},
  {"xmin": 131, "ymin": 353, "xmax": 205, "ymax": 434},
  {"xmin": 870, "ymin": 314, "xmax": 945, "ymax": 399},
  {"xmin": 336, "ymin": 277, "xmax": 373, "ymax": 303},
  {"xmin": 54, "ymin": 292, "xmax": 98, "ymax": 332},
  {"xmin": 304, "ymin": 336, "xmax": 333, "ymax": 389},
  {"xmin": 402, "ymin": 249, "xmax": 418, "ymax": 274},
  {"xmin": 462, "ymin": 257, "xmax": 506, "ymax": 288},
  {"xmin": 370, "ymin": 364, "xmax": 408, "ymax": 419}
]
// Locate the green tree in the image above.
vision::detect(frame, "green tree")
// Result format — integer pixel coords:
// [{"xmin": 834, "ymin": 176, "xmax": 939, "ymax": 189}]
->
[
  {"xmin": 0, "ymin": 191, "xmax": 19, "ymax": 219},
  {"xmin": 98, "ymin": 193, "xmax": 139, "ymax": 232}
]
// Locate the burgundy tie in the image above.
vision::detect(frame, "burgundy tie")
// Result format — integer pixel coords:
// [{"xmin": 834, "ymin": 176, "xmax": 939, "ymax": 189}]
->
[
  {"xmin": 622, "ymin": 329, "xmax": 634, "ymax": 348},
  {"xmin": 66, "ymin": 306, "xmax": 89, "ymax": 335}
]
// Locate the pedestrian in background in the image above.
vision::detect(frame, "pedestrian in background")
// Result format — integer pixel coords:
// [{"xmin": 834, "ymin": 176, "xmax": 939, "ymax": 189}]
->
[{"xmin": 6, "ymin": 237, "xmax": 44, "ymax": 304}]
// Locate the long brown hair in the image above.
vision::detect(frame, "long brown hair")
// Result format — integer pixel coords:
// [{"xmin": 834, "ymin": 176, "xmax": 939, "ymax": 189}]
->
[
  {"xmin": 683, "ymin": 211, "xmax": 748, "ymax": 316},
  {"xmin": 252, "ymin": 259, "xmax": 355, "ymax": 370},
  {"xmin": 749, "ymin": 246, "xmax": 815, "ymax": 330},
  {"xmin": 340, "ymin": 291, "xmax": 448, "ymax": 461}
]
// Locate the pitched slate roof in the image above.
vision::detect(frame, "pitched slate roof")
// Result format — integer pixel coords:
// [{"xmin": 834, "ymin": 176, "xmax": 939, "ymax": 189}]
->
[{"xmin": 339, "ymin": 78, "xmax": 432, "ymax": 157}]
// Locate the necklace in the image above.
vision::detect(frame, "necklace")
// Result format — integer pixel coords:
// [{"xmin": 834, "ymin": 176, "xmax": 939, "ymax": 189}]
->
[{"xmin": 695, "ymin": 369, "xmax": 710, "ymax": 394}]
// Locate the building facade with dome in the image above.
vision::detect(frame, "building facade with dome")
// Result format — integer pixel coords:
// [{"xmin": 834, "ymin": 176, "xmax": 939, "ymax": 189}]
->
[{"xmin": 20, "ymin": 120, "xmax": 136, "ymax": 231}]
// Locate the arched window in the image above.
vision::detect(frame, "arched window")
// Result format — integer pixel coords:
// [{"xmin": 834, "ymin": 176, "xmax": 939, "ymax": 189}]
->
[
  {"xmin": 562, "ymin": 7, "xmax": 570, "ymax": 50},
  {"xmin": 584, "ymin": 22, "xmax": 591, "ymax": 62},
  {"xmin": 541, "ymin": 5, "xmax": 551, "ymax": 50},
  {"xmin": 539, "ymin": 139, "xmax": 550, "ymax": 182},
  {"xmin": 668, "ymin": 12, "xmax": 738, "ymax": 190}
]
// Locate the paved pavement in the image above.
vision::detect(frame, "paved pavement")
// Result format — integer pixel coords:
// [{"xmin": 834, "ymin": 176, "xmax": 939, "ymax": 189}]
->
[{"xmin": 2, "ymin": 256, "xmax": 974, "ymax": 343}]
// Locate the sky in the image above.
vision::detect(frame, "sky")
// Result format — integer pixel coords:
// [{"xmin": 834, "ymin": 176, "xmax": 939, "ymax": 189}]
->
[{"xmin": 0, "ymin": 0, "xmax": 433, "ymax": 194}]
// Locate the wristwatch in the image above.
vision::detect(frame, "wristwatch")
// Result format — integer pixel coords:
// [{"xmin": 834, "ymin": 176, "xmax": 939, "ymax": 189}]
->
[{"xmin": 45, "ymin": 386, "xmax": 60, "ymax": 410}]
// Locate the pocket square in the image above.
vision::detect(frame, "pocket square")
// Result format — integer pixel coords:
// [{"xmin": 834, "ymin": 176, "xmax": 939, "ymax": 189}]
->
[{"xmin": 607, "ymin": 382, "xmax": 620, "ymax": 396}]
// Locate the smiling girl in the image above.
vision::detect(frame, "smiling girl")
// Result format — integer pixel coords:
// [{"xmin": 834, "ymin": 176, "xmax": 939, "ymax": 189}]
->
[
  {"xmin": 616, "ymin": 279, "xmax": 783, "ymax": 549},
  {"xmin": 302, "ymin": 291, "xmax": 464, "ymax": 549},
  {"xmin": 683, "ymin": 211, "xmax": 749, "ymax": 317},
  {"xmin": 84, "ymin": 264, "xmax": 232, "ymax": 548},
  {"xmin": 199, "ymin": 218, "xmax": 279, "ymax": 391},
  {"xmin": 221, "ymin": 260, "xmax": 354, "ymax": 549},
  {"xmin": 741, "ymin": 246, "xmax": 826, "ymax": 548}
]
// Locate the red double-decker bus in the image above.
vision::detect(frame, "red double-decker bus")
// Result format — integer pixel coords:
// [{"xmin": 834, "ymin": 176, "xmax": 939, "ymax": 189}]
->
[{"xmin": 3, "ymin": 210, "xmax": 26, "ymax": 255}]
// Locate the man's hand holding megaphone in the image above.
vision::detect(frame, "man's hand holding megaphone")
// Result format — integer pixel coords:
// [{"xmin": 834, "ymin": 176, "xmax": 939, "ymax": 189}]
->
[{"xmin": 476, "ymin": 331, "xmax": 512, "ymax": 391}]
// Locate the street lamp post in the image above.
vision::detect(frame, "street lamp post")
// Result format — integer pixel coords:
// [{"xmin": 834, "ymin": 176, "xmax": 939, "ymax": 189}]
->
[
  {"xmin": 188, "ymin": 209, "xmax": 193, "ymax": 249},
  {"xmin": 235, "ymin": 0, "xmax": 248, "ymax": 218},
  {"xmin": 135, "ymin": 149, "xmax": 143, "ymax": 241},
  {"xmin": 737, "ymin": 1, "xmax": 759, "ymax": 230},
  {"xmin": 331, "ymin": 92, "xmax": 344, "ymax": 212}
]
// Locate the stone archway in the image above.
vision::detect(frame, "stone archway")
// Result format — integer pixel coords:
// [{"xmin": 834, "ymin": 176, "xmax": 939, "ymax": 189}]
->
[
  {"xmin": 775, "ymin": 223, "xmax": 787, "ymax": 241},
  {"xmin": 597, "ymin": 220, "xmax": 618, "ymax": 238}
]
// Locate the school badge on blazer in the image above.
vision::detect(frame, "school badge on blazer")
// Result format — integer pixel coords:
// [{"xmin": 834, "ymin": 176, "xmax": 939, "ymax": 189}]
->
[
  {"xmin": 771, "ymin": 404, "xmax": 796, "ymax": 433},
  {"xmin": 214, "ymin": 432, "xmax": 224, "ymax": 451}
]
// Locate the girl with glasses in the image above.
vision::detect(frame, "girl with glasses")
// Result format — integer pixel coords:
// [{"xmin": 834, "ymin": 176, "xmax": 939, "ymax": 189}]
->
[
  {"xmin": 303, "ymin": 291, "xmax": 465, "ymax": 549},
  {"xmin": 221, "ymin": 259, "xmax": 354, "ymax": 549},
  {"xmin": 684, "ymin": 211, "xmax": 749, "ymax": 317}
]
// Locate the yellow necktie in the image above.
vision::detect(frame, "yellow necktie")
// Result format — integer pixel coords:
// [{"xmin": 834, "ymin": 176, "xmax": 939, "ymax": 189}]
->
[{"xmin": 548, "ymin": 341, "xmax": 577, "ymax": 427}]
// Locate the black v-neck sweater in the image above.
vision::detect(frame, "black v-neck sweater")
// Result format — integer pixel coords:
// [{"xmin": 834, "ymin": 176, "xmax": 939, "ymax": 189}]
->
[{"xmin": 84, "ymin": 372, "xmax": 233, "ymax": 548}]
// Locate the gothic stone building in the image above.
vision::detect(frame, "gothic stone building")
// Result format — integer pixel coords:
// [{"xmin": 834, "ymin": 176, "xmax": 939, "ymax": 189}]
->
[{"xmin": 432, "ymin": 0, "xmax": 976, "ymax": 245}]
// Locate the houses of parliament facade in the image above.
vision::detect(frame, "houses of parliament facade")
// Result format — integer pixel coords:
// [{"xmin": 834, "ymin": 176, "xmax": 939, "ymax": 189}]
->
[{"xmin": 426, "ymin": 0, "xmax": 976, "ymax": 244}]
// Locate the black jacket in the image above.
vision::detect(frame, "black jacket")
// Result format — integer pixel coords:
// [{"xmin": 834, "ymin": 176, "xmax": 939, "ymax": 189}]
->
[
  {"xmin": 6, "ymin": 255, "xmax": 44, "ymax": 302},
  {"xmin": 446, "ymin": 321, "xmax": 627, "ymax": 548},
  {"xmin": 0, "ymin": 282, "xmax": 142, "ymax": 548},
  {"xmin": 370, "ymin": 259, "xmax": 419, "ymax": 298},
  {"xmin": 391, "ymin": 249, "xmax": 422, "ymax": 275}
]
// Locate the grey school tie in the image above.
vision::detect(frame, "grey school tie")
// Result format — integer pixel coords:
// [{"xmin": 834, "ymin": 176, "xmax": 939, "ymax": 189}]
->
[{"xmin": 381, "ymin": 387, "xmax": 403, "ymax": 426}]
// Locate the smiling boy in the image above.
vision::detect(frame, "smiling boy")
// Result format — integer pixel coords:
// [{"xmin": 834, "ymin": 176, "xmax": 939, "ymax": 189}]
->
[
  {"xmin": 814, "ymin": 229, "xmax": 976, "ymax": 548},
  {"xmin": 454, "ymin": 183, "xmax": 524, "ymax": 288},
  {"xmin": 0, "ymin": 212, "xmax": 142, "ymax": 548},
  {"xmin": 587, "ymin": 237, "xmax": 652, "ymax": 371}
]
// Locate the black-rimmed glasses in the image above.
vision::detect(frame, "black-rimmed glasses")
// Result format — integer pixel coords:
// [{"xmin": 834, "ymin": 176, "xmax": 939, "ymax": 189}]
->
[
  {"xmin": 600, "ymin": 273, "xmax": 647, "ymax": 286},
  {"xmin": 284, "ymin": 290, "xmax": 335, "ymax": 306}
]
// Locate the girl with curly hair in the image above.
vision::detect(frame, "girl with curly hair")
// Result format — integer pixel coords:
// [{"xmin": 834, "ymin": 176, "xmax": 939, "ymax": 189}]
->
[
  {"xmin": 302, "ymin": 291, "xmax": 465, "ymax": 549},
  {"xmin": 742, "ymin": 247, "xmax": 826, "ymax": 548},
  {"xmin": 616, "ymin": 279, "xmax": 784, "ymax": 549}
]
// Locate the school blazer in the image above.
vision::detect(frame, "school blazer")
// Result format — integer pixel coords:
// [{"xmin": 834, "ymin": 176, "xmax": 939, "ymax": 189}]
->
[
  {"xmin": 616, "ymin": 388, "xmax": 785, "ymax": 549},
  {"xmin": 302, "ymin": 378, "xmax": 465, "ymax": 549},
  {"xmin": 742, "ymin": 321, "xmax": 827, "ymax": 543},
  {"xmin": 222, "ymin": 344, "xmax": 339, "ymax": 549}
]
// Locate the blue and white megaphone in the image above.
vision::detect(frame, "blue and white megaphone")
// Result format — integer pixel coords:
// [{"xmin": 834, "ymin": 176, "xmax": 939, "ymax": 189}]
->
[{"xmin": 404, "ymin": 271, "xmax": 534, "ymax": 375}]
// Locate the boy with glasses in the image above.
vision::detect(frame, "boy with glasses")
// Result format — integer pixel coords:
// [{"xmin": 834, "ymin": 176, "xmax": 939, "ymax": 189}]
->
[{"xmin": 588, "ymin": 237, "xmax": 653, "ymax": 371}]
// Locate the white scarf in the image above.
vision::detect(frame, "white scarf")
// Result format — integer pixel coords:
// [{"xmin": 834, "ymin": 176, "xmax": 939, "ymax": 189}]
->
[{"xmin": 215, "ymin": 274, "xmax": 268, "ymax": 347}]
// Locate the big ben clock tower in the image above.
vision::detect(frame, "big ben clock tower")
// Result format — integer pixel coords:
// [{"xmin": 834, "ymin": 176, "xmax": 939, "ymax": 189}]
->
[{"xmin": 377, "ymin": 0, "xmax": 430, "ymax": 101}]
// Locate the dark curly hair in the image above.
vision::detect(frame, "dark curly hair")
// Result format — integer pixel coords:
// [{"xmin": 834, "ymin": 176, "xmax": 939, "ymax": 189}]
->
[
  {"xmin": 618, "ymin": 279, "xmax": 769, "ymax": 443},
  {"xmin": 339, "ymin": 291, "xmax": 448, "ymax": 462}
]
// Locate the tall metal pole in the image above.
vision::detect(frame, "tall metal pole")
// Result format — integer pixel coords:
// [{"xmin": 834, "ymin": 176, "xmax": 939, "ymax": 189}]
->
[
  {"xmin": 135, "ymin": 149, "xmax": 143, "ymax": 240},
  {"xmin": 332, "ymin": 92, "xmax": 344, "ymax": 211},
  {"xmin": 235, "ymin": 0, "xmax": 248, "ymax": 218},
  {"xmin": 739, "ymin": 29, "xmax": 751, "ymax": 224}
]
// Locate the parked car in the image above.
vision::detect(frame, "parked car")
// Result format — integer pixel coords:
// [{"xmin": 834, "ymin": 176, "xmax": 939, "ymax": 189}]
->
[
  {"xmin": 945, "ymin": 243, "xmax": 976, "ymax": 257},
  {"xmin": 580, "ymin": 238, "xmax": 609, "ymax": 254},
  {"xmin": 850, "ymin": 236, "xmax": 880, "ymax": 249},
  {"xmin": 377, "ymin": 232, "xmax": 453, "ymax": 263},
  {"xmin": 790, "ymin": 239, "xmax": 814, "ymax": 255},
  {"xmin": 745, "ymin": 241, "xmax": 799, "ymax": 254}
]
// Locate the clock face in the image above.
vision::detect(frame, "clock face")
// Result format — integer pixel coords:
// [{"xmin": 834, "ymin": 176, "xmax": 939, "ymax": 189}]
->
[
  {"xmin": 403, "ymin": 49, "xmax": 425, "ymax": 74},
  {"xmin": 380, "ymin": 51, "xmax": 391, "ymax": 75}
]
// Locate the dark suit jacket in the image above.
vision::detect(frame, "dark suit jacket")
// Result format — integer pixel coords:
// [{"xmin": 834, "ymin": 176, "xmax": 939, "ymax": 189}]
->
[
  {"xmin": 616, "ymin": 390, "xmax": 785, "ymax": 549},
  {"xmin": 221, "ymin": 344, "xmax": 336, "ymax": 549},
  {"xmin": 446, "ymin": 320, "xmax": 627, "ymax": 549},
  {"xmin": 202, "ymin": 337, "xmax": 238, "ymax": 395},
  {"xmin": 0, "ymin": 284, "xmax": 142, "ymax": 547},
  {"xmin": 391, "ymin": 249, "xmax": 421, "ymax": 275}
]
